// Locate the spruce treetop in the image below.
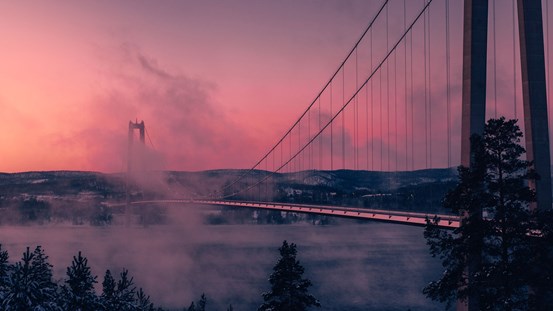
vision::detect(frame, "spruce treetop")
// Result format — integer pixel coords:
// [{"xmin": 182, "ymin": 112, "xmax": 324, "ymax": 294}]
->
[{"xmin": 259, "ymin": 240, "xmax": 320, "ymax": 311}]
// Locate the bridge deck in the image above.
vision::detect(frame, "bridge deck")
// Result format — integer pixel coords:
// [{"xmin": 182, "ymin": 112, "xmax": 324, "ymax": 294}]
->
[{"xmin": 128, "ymin": 199, "xmax": 460, "ymax": 229}]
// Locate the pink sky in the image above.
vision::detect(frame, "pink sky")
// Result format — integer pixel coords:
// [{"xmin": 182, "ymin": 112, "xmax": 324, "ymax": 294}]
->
[{"xmin": 0, "ymin": 1, "xmax": 550, "ymax": 172}]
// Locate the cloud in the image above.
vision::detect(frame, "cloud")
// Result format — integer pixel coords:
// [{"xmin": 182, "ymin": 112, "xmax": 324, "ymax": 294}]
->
[{"xmin": 57, "ymin": 42, "xmax": 258, "ymax": 172}]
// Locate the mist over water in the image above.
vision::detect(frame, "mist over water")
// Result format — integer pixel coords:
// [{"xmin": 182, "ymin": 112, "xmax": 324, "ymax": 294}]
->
[{"xmin": 0, "ymin": 205, "xmax": 445, "ymax": 310}]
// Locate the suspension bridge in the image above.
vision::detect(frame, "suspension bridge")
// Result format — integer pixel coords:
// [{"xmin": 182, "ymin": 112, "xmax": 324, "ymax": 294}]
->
[
  {"xmin": 124, "ymin": 1, "xmax": 551, "ymax": 309},
  {"xmin": 126, "ymin": 0, "xmax": 551, "ymax": 219}
]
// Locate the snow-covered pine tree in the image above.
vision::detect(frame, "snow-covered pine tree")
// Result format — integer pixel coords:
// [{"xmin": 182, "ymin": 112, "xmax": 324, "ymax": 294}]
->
[
  {"xmin": 2, "ymin": 246, "xmax": 61, "ymax": 310},
  {"xmin": 117, "ymin": 269, "xmax": 137, "ymax": 309},
  {"xmin": 100, "ymin": 269, "xmax": 117, "ymax": 310},
  {"xmin": 100, "ymin": 268, "xmax": 137, "ymax": 310},
  {"xmin": 61, "ymin": 251, "xmax": 100, "ymax": 310},
  {"xmin": 136, "ymin": 287, "xmax": 155, "ymax": 311},
  {"xmin": 0, "ymin": 244, "xmax": 10, "ymax": 302}
]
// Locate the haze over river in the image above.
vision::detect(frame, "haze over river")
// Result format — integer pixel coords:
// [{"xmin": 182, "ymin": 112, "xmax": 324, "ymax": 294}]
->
[{"xmin": 1, "ymin": 205, "xmax": 445, "ymax": 310}]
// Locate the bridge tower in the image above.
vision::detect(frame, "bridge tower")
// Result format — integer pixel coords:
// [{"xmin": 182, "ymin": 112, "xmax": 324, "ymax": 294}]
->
[
  {"xmin": 126, "ymin": 120, "xmax": 146, "ymax": 224},
  {"xmin": 461, "ymin": 0, "xmax": 550, "ymax": 310},
  {"xmin": 127, "ymin": 120, "xmax": 146, "ymax": 177},
  {"xmin": 462, "ymin": 0, "xmax": 551, "ymax": 211},
  {"xmin": 517, "ymin": 0, "xmax": 552, "ymax": 212},
  {"xmin": 460, "ymin": 1, "xmax": 488, "ymax": 310}
]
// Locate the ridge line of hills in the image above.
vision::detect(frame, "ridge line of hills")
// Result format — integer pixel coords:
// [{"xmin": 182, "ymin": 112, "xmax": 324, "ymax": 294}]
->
[{"xmin": 0, "ymin": 168, "xmax": 461, "ymax": 225}]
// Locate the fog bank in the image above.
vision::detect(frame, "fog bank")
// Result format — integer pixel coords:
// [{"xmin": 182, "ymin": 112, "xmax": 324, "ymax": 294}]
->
[{"xmin": 0, "ymin": 205, "xmax": 445, "ymax": 310}]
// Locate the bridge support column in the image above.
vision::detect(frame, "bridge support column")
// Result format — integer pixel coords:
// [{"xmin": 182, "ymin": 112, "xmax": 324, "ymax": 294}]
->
[
  {"xmin": 461, "ymin": 0, "xmax": 488, "ymax": 167},
  {"xmin": 517, "ymin": 0, "xmax": 552, "ymax": 211},
  {"xmin": 460, "ymin": 0, "xmax": 488, "ymax": 310},
  {"xmin": 126, "ymin": 120, "xmax": 146, "ymax": 226},
  {"xmin": 459, "ymin": 0, "xmax": 551, "ymax": 309}
]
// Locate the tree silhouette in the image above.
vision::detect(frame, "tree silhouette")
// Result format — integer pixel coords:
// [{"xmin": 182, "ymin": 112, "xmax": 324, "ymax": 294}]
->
[
  {"xmin": 258, "ymin": 240, "xmax": 320, "ymax": 311},
  {"xmin": 424, "ymin": 118, "xmax": 553, "ymax": 310},
  {"xmin": 0, "ymin": 245, "xmax": 168, "ymax": 310},
  {"xmin": 187, "ymin": 293, "xmax": 207, "ymax": 311},
  {"xmin": 100, "ymin": 269, "xmax": 137, "ymax": 310},
  {"xmin": 2, "ymin": 246, "xmax": 60, "ymax": 310},
  {"xmin": 61, "ymin": 251, "xmax": 100, "ymax": 310},
  {"xmin": 136, "ymin": 287, "xmax": 155, "ymax": 311},
  {"xmin": 101, "ymin": 269, "xmax": 117, "ymax": 309},
  {"xmin": 0, "ymin": 244, "xmax": 9, "ymax": 300}
]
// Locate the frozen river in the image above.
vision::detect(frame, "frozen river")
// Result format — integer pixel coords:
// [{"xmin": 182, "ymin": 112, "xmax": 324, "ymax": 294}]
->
[{"xmin": 0, "ymin": 206, "xmax": 446, "ymax": 310}]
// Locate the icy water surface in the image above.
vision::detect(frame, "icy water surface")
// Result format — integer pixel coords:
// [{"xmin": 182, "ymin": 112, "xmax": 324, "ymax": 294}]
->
[{"xmin": 1, "ymin": 208, "xmax": 445, "ymax": 310}]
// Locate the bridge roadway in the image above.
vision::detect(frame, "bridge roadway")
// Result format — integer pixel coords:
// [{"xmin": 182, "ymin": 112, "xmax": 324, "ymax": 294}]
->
[{"xmin": 126, "ymin": 199, "xmax": 460, "ymax": 229}]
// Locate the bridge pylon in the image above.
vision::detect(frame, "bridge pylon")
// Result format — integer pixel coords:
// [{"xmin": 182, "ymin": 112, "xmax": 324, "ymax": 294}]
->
[
  {"xmin": 460, "ymin": 1, "xmax": 488, "ymax": 309},
  {"xmin": 127, "ymin": 120, "xmax": 146, "ymax": 177},
  {"xmin": 517, "ymin": 0, "xmax": 552, "ymax": 212},
  {"xmin": 126, "ymin": 120, "xmax": 146, "ymax": 225},
  {"xmin": 460, "ymin": 0, "xmax": 551, "ymax": 310}
]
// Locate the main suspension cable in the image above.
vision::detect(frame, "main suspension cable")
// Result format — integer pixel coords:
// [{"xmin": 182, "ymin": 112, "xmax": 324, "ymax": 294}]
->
[
  {"xmin": 513, "ymin": 0, "xmax": 517, "ymax": 118},
  {"xmin": 446, "ymin": 0, "xmax": 451, "ymax": 167},
  {"xmin": 423, "ymin": 0, "xmax": 428, "ymax": 169},
  {"xmin": 493, "ymin": 0, "xmax": 497, "ymax": 118},
  {"xmin": 404, "ymin": 0, "xmax": 408, "ymax": 170},
  {"xmin": 428, "ymin": 0, "xmax": 433, "ymax": 168}
]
